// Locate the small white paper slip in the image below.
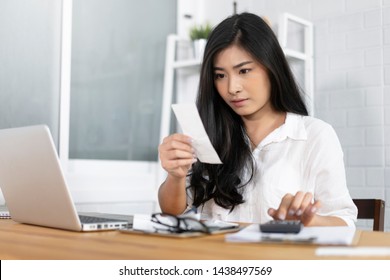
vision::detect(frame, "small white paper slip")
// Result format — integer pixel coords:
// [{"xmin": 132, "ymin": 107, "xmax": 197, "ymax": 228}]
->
[
  {"xmin": 316, "ymin": 247, "xmax": 390, "ymax": 257},
  {"xmin": 171, "ymin": 103, "xmax": 222, "ymax": 164}
]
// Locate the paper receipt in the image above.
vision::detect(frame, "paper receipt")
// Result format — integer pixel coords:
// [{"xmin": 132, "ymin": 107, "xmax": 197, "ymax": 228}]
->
[{"xmin": 171, "ymin": 103, "xmax": 222, "ymax": 164}]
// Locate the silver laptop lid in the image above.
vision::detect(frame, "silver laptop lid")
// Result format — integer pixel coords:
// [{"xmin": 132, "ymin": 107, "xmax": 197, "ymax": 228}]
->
[{"xmin": 0, "ymin": 125, "xmax": 83, "ymax": 231}]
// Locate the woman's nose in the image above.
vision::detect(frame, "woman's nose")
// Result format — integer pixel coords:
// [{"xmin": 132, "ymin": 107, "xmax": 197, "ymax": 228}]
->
[{"xmin": 228, "ymin": 77, "xmax": 242, "ymax": 95}]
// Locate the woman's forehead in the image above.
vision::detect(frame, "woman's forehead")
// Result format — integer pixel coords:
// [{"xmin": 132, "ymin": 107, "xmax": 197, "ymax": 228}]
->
[{"xmin": 213, "ymin": 45, "xmax": 254, "ymax": 67}]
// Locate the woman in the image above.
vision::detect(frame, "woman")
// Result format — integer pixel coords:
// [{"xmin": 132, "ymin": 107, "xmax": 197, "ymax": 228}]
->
[{"xmin": 158, "ymin": 12, "xmax": 357, "ymax": 226}]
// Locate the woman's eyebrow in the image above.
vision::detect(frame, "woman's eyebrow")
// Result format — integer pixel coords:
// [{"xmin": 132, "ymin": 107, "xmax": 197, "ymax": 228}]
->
[
  {"xmin": 213, "ymin": 66, "xmax": 224, "ymax": 71},
  {"xmin": 233, "ymin": 61, "xmax": 253, "ymax": 69},
  {"xmin": 213, "ymin": 61, "xmax": 254, "ymax": 71}
]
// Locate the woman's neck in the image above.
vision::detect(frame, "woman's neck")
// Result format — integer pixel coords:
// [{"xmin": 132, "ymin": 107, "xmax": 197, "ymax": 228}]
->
[{"xmin": 243, "ymin": 110, "xmax": 287, "ymax": 149}]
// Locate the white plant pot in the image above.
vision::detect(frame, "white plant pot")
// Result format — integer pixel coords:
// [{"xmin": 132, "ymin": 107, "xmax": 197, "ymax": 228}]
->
[{"xmin": 193, "ymin": 39, "xmax": 207, "ymax": 60}]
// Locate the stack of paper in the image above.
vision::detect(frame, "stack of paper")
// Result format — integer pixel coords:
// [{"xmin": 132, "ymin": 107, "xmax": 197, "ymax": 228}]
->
[
  {"xmin": 120, "ymin": 214, "xmax": 240, "ymax": 237},
  {"xmin": 225, "ymin": 224, "xmax": 357, "ymax": 245}
]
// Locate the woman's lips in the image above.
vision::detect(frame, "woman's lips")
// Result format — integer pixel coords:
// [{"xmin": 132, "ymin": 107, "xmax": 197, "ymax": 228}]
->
[{"xmin": 231, "ymin": 98, "xmax": 248, "ymax": 107}]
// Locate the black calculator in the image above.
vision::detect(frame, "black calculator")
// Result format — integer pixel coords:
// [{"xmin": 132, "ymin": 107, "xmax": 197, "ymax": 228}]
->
[{"xmin": 259, "ymin": 220, "xmax": 302, "ymax": 234}]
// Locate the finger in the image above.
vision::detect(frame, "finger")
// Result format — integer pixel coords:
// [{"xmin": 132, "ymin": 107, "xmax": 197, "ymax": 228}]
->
[
  {"xmin": 162, "ymin": 158, "xmax": 197, "ymax": 174},
  {"xmin": 275, "ymin": 193, "xmax": 294, "ymax": 220},
  {"xmin": 160, "ymin": 147, "xmax": 196, "ymax": 170},
  {"xmin": 287, "ymin": 191, "xmax": 305, "ymax": 217},
  {"xmin": 160, "ymin": 149, "xmax": 195, "ymax": 162},
  {"xmin": 296, "ymin": 192, "xmax": 313, "ymax": 216},
  {"xmin": 162, "ymin": 133, "xmax": 192, "ymax": 145},
  {"xmin": 161, "ymin": 137, "xmax": 193, "ymax": 151},
  {"xmin": 159, "ymin": 138, "xmax": 194, "ymax": 163},
  {"xmin": 267, "ymin": 208, "xmax": 276, "ymax": 219},
  {"xmin": 301, "ymin": 200, "xmax": 321, "ymax": 226}
]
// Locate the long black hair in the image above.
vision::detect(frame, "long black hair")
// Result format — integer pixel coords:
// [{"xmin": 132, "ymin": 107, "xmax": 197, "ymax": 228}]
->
[{"xmin": 189, "ymin": 12, "xmax": 308, "ymax": 211}]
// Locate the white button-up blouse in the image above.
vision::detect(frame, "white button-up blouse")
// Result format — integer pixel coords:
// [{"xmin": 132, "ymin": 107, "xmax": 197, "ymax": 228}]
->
[{"xmin": 186, "ymin": 113, "xmax": 358, "ymax": 226}]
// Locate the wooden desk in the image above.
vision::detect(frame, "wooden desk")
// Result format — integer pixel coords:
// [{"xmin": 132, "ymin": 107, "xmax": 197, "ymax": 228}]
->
[{"xmin": 1, "ymin": 219, "xmax": 390, "ymax": 260}]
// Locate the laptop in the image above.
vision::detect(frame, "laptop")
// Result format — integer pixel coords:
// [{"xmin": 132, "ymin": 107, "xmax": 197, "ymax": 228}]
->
[{"xmin": 0, "ymin": 125, "xmax": 130, "ymax": 231}]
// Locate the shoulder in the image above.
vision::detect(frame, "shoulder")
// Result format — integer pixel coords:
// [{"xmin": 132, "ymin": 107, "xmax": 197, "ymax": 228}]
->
[
  {"xmin": 303, "ymin": 115, "xmax": 334, "ymax": 134},
  {"xmin": 287, "ymin": 113, "xmax": 341, "ymax": 148},
  {"xmin": 288, "ymin": 113, "xmax": 335, "ymax": 135},
  {"xmin": 290, "ymin": 114, "xmax": 343, "ymax": 157}
]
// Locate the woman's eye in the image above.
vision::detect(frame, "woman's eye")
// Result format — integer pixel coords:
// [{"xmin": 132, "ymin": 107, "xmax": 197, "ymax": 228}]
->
[
  {"xmin": 239, "ymin": 68, "xmax": 251, "ymax": 74},
  {"xmin": 214, "ymin": 73, "xmax": 225, "ymax": 80}
]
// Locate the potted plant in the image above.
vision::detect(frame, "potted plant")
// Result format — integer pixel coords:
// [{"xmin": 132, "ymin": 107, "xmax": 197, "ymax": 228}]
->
[{"xmin": 189, "ymin": 23, "xmax": 212, "ymax": 60}]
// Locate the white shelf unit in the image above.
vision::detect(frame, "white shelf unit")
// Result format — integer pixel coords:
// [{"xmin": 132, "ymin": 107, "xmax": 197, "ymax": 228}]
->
[
  {"xmin": 278, "ymin": 13, "xmax": 314, "ymax": 115},
  {"xmin": 159, "ymin": 34, "xmax": 201, "ymax": 146},
  {"xmin": 157, "ymin": 34, "xmax": 201, "ymax": 185},
  {"xmin": 159, "ymin": 13, "xmax": 314, "ymax": 145}
]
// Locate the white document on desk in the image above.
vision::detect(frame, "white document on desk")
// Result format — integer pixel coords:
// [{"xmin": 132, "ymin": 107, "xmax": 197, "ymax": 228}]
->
[
  {"xmin": 316, "ymin": 247, "xmax": 390, "ymax": 257},
  {"xmin": 171, "ymin": 103, "xmax": 222, "ymax": 164},
  {"xmin": 132, "ymin": 214, "xmax": 160, "ymax": 231},
  {"xmin": 131, "ymin": 212, "xmax": 202, "ymax": 232},
  {"xmin": 225, "ymin": 224, "xmax": 356, "ymax": 245},
  {"xmin": 130, "ymin": 214, "xmax": 239, "ymax": 235}
]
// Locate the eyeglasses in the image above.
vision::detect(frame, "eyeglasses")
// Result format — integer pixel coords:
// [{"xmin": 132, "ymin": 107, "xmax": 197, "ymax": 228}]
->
[{"xmin": 151, "ymin": 213, "xmax": 211, "ymax": 234}]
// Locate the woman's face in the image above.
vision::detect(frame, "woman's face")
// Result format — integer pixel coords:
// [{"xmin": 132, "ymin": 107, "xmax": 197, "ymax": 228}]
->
[{"xmin": 213, "ymin": 44, "xmax": 273, "ymax": 120}]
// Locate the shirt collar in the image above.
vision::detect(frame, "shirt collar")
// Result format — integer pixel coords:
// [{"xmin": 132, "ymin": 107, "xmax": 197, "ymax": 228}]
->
[{"xmin": 258, "ymin": 112, "xmax": 307, "ymax": 148}]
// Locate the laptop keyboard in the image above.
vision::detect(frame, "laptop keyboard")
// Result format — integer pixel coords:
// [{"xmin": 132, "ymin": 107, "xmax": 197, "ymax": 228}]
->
[{"xmin": 79, "ymin": 215, "xmax": 125, "ymax": 224}]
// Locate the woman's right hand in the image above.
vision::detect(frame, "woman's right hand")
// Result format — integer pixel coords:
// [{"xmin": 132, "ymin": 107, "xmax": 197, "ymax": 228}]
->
[{"xmin": 159, "ymin": 133, "xmax": 196, "ymax": 179}]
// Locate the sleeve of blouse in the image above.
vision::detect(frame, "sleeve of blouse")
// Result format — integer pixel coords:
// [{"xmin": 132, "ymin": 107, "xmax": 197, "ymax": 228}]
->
[{"xmin": 307, "ymin": 121, "xmax": 357, "ymax": 227}]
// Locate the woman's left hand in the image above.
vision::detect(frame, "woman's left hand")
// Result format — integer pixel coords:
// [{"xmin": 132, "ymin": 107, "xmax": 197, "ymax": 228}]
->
[{"xmin": 267, "ymin": 191, "xmax": 321, "ymax": 226}]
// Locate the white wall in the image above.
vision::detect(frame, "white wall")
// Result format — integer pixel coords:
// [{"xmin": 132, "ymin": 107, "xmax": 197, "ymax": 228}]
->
[
  {"xmin": 309, "ymin": 0, "xmax": 388, "ymax": 231},
  {"xmin": 178, "ymin": 0, "xmax": 389, "ymax": 231}
]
